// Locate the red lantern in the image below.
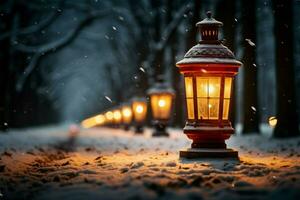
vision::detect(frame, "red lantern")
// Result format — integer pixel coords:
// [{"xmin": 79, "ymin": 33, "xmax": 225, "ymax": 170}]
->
[{"xmin": 176, "ymin": 11, "xmax": 242, "ymax": 158}]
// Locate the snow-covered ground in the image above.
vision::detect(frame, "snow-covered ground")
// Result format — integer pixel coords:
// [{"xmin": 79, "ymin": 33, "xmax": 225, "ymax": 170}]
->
[{"xmin": 0, "ymin": 125, "xmax": 300, "ymax": 200}]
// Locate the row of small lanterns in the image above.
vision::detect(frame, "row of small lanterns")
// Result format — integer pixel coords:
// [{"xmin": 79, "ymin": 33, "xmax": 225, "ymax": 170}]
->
[
  {"xmin": 82, "ymin": 12, "xmax": 244, "ymax": 159},
  {"xmin": 81, "ymin": 76, "xmax": 175, "ymax": 136}
]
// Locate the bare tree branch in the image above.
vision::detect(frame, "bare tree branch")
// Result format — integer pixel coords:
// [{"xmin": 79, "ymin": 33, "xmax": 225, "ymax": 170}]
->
[
  {"xmin": 146, "ymin": 3, "xmax": 192, "ymax": 71},
  {"xmin": 15, "ymin": 9, "xmax": 111, "ymax": 92},
  {"xmin": 0, "ymin": 1, "xmax": 64, "ymax": 41},
  {"xmin": 16, "ymin": 53, "xmax": 41, "ymax": 92}
]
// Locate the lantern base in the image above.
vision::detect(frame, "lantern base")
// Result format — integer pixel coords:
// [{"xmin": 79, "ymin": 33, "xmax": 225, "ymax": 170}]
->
[
  {"xmin": 152, "ymin": 131, "xmax": 169, "ymax": 137},
  {"xmin": 123, "ymin": 125, "xmax": 130, "ymax": 131},
  {"xmin": 135, "ymin": 125, "xmax": 144, "ymax": 134},
  {"xmin": 152, "ymin": 122, "xmax": 169, "ymax": 137},
  {"xmin": 180, "ymin": 148, "xmax": 238, "ymax": 159}
]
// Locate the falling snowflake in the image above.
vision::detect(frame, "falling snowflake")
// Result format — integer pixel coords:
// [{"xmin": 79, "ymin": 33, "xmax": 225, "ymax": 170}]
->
[
  {"xmin": 118, "ymin": 16, "xmax": 124, "ymax": 21},
  {"xmin": 251, "ymin": 106, "xmax": 256, "ymax": 112},
  {"xmin": 234, "ymin": 18, "xmax": 238, "ymax": 22},
  {"xmin": 268, "ymin": 116, "xmax": 277, "ymax": 127},
  {"xmin": 105, "ymin": 96, "xmax": 112, "ymax": 103},
  {"xmin": 105, "ymin": 35, "xmax": 110, "ymax": 40},
  {"xmin": 245, "ymin": 39, "xmax": 256, "ymax": 47},
  {"xmin": 201, "ymin": 69, "xmax": 207, "ymax": 73},
  {"xmin": 252, "ymin": 63, "xmax": 257, "ymax": 67},
  {"xmin": 139, "ymin": 67, "xmax": 145, "ymax": 73},
  {"xmin": 112, "ymin": 26, "xmax": 117, "ymax": 31},
  {"xmin": 4, "ymin": 122, "xmax": 7, "ymax": 126}
]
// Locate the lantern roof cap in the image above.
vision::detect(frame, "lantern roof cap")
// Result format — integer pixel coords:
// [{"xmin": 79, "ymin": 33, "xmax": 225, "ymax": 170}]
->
[
  {"xmin": 147, "ymin": 76, "xmax": 175, "ymax": 96},
  {"xmin": 196, "ymin": 11, "xmax": 223, "ymax": 27},
  {"xmin": 131, "ymin": 96, "xmax": 147, "ymax": 102},
  {"xmin": 176, "ymin": 43, "xmax": 242, "ymax": 66},
  {"xmin": 176, "ymin": 11, "xmax": 242, "ymax": 68}
]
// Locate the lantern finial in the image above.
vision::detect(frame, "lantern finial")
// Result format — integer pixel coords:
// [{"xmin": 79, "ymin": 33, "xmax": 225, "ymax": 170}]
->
[
  {"xmin": 196, "ymin": 11, "xmax": 223, "ymax": 42},
  {"xmin": 206, "ymin": 11, "xmax": 212, "ymax": 18}
]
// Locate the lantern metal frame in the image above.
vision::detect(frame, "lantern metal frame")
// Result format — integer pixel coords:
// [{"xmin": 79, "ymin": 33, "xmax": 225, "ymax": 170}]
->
[
  {"xmin": 147, "ymin": 76, "xmax": 175, "ymax": 137},
  {"xmin": 176, "ymin": 11, "xmax": 242, "ymax": 159}
]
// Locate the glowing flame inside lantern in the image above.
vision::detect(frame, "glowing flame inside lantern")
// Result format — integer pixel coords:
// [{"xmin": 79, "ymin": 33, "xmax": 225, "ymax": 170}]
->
[
  {"xmin": 136, "ymin": 105, "xmax": 144, "ymax": 113},
  {"xmin": 158, "ymin": 99, "xmax": 166, "ymax": 108},
  {"xmin": 123, "ymin": 108, "xmax": 132, "ymax": 117}
]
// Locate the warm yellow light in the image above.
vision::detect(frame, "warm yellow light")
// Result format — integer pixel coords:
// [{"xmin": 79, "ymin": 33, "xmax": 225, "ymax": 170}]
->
[
  {"xmin": 95, "ymin": 115, "xmax": 105, "ymax": 124},
  {"xmin": 105, "ymin": 111, "xmax": 114, "ymax": 121},
  {"xmin": 206, "ymin": 85, "xmax": 215, "ymax": 96},
  {"xmin": 184, "ymin": 77, "xmax": 195, "ymax": 119},
  {"xmin": 122, "ymin": 106, "xmax": 132, "ymax": 124},
  {"xmin": 268, "ymin": 116, "xmax": 277, "ymax": 127},
  {"xmin": 222, "ymin": 77, "xmax": 232, "ymax": 119},
  {"xmin": 136, "ymin": 105, "xmax": 144, "ymax": 113},
  {"xmin": 81, "ymin": 114, "xmax": 105, "ymax": 128},
  {"xmin": 150, "ymin": 94, "xmax": 173, "ymax": 120},
  {"xmin": 196, "ymin": 77, "xmax": 221, "ymax": 120},
  {"xmin": 132, "ymin": 100, "xmax": 147, "ymax": 123},
  {"xmin": 158, "ymin": 99, "xmax": 166, "ymax": 107},
  {"xmin": 113, "ymin": 110, "xmax": 122, "ymax": 124},
  {"xmin": 81, "ymin": 118, "xmax": 95, "ymax": 128},
  {"xmin": 123, "ymin": 108, "xmax": 132, "ymax": 117}
]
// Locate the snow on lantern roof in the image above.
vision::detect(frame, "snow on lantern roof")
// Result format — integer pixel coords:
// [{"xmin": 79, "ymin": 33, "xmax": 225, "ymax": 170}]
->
[{"xmin": 176, "ymin": 11, "xmax": 242, "ymax": 68}]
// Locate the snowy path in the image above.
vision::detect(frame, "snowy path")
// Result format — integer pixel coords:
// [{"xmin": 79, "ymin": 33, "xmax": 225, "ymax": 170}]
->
[{"xmin": 0, "ymin": 125, "xmax": 300, "ymax": 200}]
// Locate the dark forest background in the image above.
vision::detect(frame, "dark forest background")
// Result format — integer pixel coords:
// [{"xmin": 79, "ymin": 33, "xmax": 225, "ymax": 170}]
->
[{"xmin": 0, "ymin": 0, "xmax": 299, "ymax": 137}]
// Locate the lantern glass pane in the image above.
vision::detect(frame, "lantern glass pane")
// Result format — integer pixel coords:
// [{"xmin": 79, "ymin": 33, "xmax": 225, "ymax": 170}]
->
[
  {"xmin": 224, "ymin": 77, "xmax": 232, "ymax": 98},
  {"xmin": 186, "ymin": 99, "xmax": 195, "ymax": 119},
  {"xmin": 196, "ymin": 77, "xmax": 221, "ymax": 120},
  {"xmin": 223, "ymin": 99, "xmax": 230, "ymax": 119},
  {"xmin": 208, "ymin": 99, "xmax": 219, "ymax": 119},
  {"xmin": 196, "ymin": 77, "xmax": 208, "ymax": 97},
  {"xmin": 197, "ymin": 98, "xmax": 208, "ymax": 119},
  {"xmin": 151, "ymin": 94, "xmax": 172, "ymax": 120},
  {"xmin": 208, "ymin": 77, "xmax": 221, "ymax": 98},
  {"xmin": 184, "ymin": 77, "xmax": 193, "ymax": 98},
  {"xmin": 196, "ymin": 77, "xmax": 220, "ymax": 98},
  {"xmin": 184, "ymin": 77, "xmax": 195, "ymax": 120},
  {"xmin": 132, "ymin": 101, "xmax": 147, "ymax": 123}
]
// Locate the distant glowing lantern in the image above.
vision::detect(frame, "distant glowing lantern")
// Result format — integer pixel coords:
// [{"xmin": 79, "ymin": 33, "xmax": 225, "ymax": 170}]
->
[
  {"xmin": 81, "ymin": 114, "xmax": 105, "ymax": 128},
  {"xmin": 147, "ymin": 76, "xmax": 175, "ymax": 136},
  {"xmin": 132, "ymin": 97, "xmax": 148, "ymax": 133},
  {"xmin": 121, "ymin": 104, "xmax": 133, "ymax": 130},
  {"xmin": 105, "ymin": 111, "xmax": 114, "ymax": 125},
  {"xmin": 176, "ymin": 11, "xmax": 242, "ymax": 158},
  {"xmin": 113, "ymin": 109, "xmax": 122, "ymax": 127},
  {"xmin": 95, "ymin": 114, "xmax": 105, "ymax": 125}
]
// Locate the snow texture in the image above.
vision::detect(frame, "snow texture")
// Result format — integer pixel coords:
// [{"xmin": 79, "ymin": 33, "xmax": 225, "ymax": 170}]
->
[{"xmin": 0, "ymin": 126, "xmax": 300, "ymax": 200}]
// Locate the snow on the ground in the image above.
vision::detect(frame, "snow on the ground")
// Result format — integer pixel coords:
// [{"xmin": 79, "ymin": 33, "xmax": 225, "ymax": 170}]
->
[{"xmin": 0, "ymin": 125, "xmax": 300, "ymax": 200}]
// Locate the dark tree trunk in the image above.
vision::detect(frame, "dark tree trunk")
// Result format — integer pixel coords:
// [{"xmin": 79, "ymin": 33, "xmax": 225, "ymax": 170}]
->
[
  {"xmin": 272, "ymin": 0, "xmax": 299, "ymax": 137},
  {"xmin": 178, "ymin": 0, "xmax": 200, "ymax": 126},
  {"xmin": 186, "ymin": 0, "xmax": 201, "ymax": 50},
  {"xmin": 216, "ymin": 0, "xmax": 237, "ymax": 128},
  {"xmin": 241, "ymin": 0, "xmax": 260, "ymax": 134},
  {"xmin": 166, "ymin": 0, "xmax": 184, "ymax": 127},
  {"xmin": 151, "ymin": 0, "xmax": 164, "ymax": 80}
]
